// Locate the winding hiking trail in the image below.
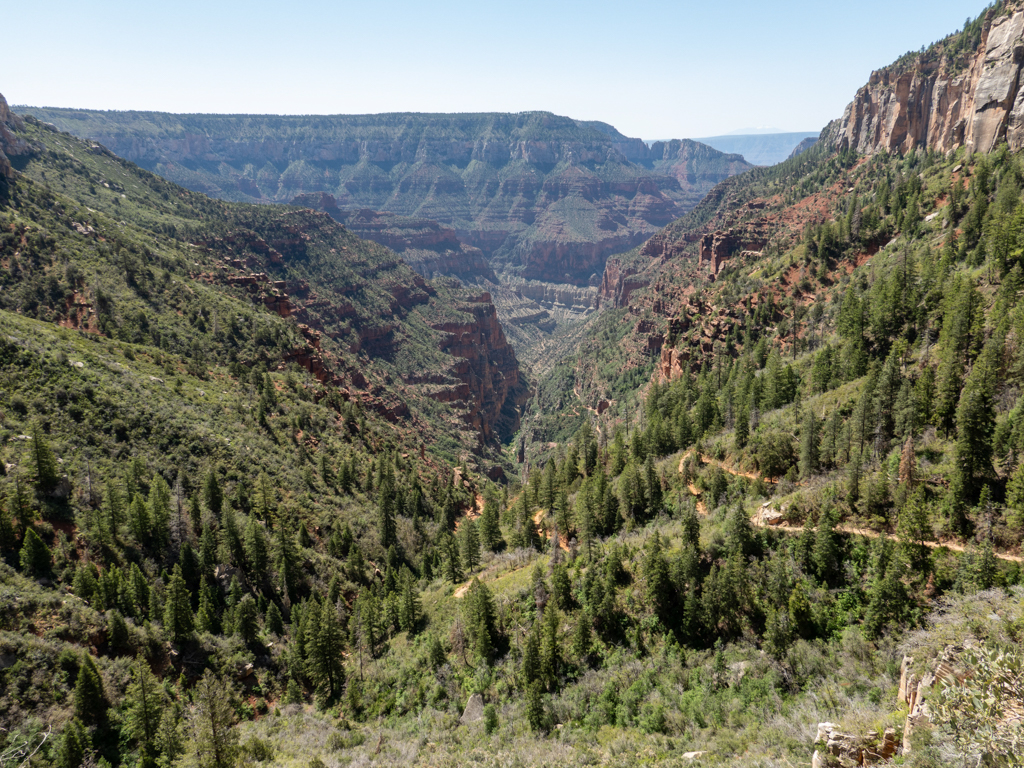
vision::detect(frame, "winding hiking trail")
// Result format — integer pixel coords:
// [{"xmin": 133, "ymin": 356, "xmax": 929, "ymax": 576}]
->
[{"xmin": 679, "ymin": 451, "xmax": 1023, "ymax": 563}]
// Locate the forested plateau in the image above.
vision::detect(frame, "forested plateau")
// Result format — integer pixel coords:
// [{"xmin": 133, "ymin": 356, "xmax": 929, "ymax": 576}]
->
[{"xmin": 3, "ymin": 2, "xmax": 1024, "ymax": 768}]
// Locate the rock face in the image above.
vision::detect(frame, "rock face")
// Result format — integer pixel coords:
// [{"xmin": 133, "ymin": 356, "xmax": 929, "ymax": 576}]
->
[
  {"xmin": 426, "ymin": 292, "xmax": 528, "ymax": 444},
  {"xmin": 22, "ymin": 108, "xmax": 753, "ymax": 285},
  {"xmin": 0, "ymin": 93, "xmax": 31, "ymax": 180},
  {"xmin": 292, "ymin": 194, "xmax": 497, "ymax": 283},
  {"xmin": 812, "ymin": 722, "xmax": 898, "ymax": 767},
  {"xmin": 830, "ymin": 5, "xmax": 1024, "ymax": 155}
]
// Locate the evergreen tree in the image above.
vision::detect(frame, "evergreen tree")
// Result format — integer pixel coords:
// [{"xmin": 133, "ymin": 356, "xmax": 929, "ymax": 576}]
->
[
  {"xmin": 19, "ymin": 526, "xmax": 50, "ymax": 577},
  {"xmin": 952, "ymin": 356, "xmax": 995, "ymax": 507},
  {"xmin": 184, "ymin": 671, "xmax": 239, "ymax": 768},
  {"xmin": 799, "ymin": 409, "xmax": 819, "ymax": 479},
  {"xmin": 73, "ymin": 654, "xmax": 107, "ymax": 726},
  {"xmin": 274, "ymin": 518, "xmax": 302, "ymax": 605},
  {"xmin": 196, "ymin": 578, "xmax": 220, "ymax": 635},
  {"xmin": 459, "ymin": 517, "xmax": 480, "ymax": 571},
  {"xmin": 55, "ymin": 717, "xmax": 91, "ymax": 768},
  {"xmin": 123, "ymin": 655, "xmax": 167, "ymax": 767},
  {"xmin": 813, "ymin": 507, "xmax": 842, "ymax": 587},
  {"xmin": 27, "ymin": 421, "xmax": 60, "ymax": 496},
  {"xmin": 377, "ymin": 454, "xmax": 398, "ymax": 550},
  {"xmin": 202, "ymin": 466, "xmax": 223, "ymax": 518},
  {"xmin": 266, "ymin": 602, "xmax": 284, "ymax": 635},
  {"xmin": 478, "ymin": 495, "xmax": 502, "ymax": 552},
  {"xmin": 243, "ymin": 514, "xmax": 269, "ymax": 584},
  {"xmin": 308, "ymin": 598, "xmax": 346, "ymax": 705},
  {"xmin": 539, "ymin": 605, "xmax": 560, "ymax": 689},
  {"xmin": 163, "ymin": 564, "xmax": 194, "ymax": 643},
  {"xmin": 398, "ymin": 569, "xmax": 421, "ymax": 634}
]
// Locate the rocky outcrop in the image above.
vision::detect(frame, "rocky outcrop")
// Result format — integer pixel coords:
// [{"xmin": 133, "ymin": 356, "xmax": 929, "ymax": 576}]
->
[
  {"xmin": 427, "ymin": 292, "xmax": 529, "ymax": 444},
  {"xmin": 26, "ymin": 109, "xmax": 754, "ymax": 285},
  {"xmin": 0, "ymin": 93, "xmax": 31, "ymax": 180},
  {"xmin": 811, "ymin": 723, "xmax": 898, "ymax": 767},
  {"xmin": 830, "ymin": 6, "xmax": 1024, "ymax": 155}
]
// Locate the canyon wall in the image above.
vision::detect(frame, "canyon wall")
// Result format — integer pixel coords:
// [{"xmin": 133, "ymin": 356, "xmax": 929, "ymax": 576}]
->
[
  {"xmin": 830, "ymin": 5, "xmax": 1024, "ymax": 155},
  {"xmin": 22, "ymin": 109, "xmax": 752, "ymax": 286}
]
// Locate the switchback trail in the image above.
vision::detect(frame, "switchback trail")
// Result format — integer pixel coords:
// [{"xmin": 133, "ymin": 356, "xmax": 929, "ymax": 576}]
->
[{"xmin": 678, "ymin": 451, "xmax": 1023, "ymax": 563}]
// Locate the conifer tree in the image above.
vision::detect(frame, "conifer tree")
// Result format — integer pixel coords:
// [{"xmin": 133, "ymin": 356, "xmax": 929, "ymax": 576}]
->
[
  {"xmin": 73, "ymin": 654, "xmax": 107, "ymax": 726},
  {"xmin": 27, "ymin": 421, "xmax": 60, "ymax": 496},
  {"xmin": 813, "ymin": 507, "xmax": 842, "ymax": 587},
  {"xmin": 398, "ymin": 570, "xmax": 421, "ymax": 634},
  {"xmin": 478, "ymin": 495, "xmax": 502, "ymax": 552},
  {"xmin": 377, "ymin": 454, "xmax": 398, "ymax": 551},
  {"xmin": 308, "ymin": 598, "xmax": 346, "ymax": 705},
  {"xmin": 55, "ymin": 717, "xmax": 91, "ymax": 768},
  {"xmin": 459, "ymin": 517, "xmax": 480, "ymax": 571},
  {"xmin": 196, "ymin": 578, "xmax": 219, "ymax": 635},
  {"xmin": 19, "ymin": 526, "xmax": 50, "ymax": 577},
  {"xmin": 539, "ymin": 606, "xmax": 560, "ymax": 689},
  {"xmin": 148, "ymin": 475, "xmax": 172, "ymax": 550},
  {"xmin": 124, "ymin": 655, "xmax": 167, "ymax": 767},
  {"xmin": 274, "ymin": 518, "xmax": 302, "ymax": 605},
  {"xmin": 243, "ymin": 515, "xmax": 268, "ymax": 584},
  {"xmin": 129, "ymin": 493, "xmax": 150, "ymax": 546},
  {"xmin": 202, "ymin": 467, "xmax": 222, "ymax": 519},
  {"xmin": 266, "ymin": 602, "xmax": 284, "ymax": 635},
  {"xmin": 184, "ymin": 671, "xmax": 239, "ymax": 768},
  {"xmin": 163, "ymin": 564, "xmax": 194, "ymax": 643}
]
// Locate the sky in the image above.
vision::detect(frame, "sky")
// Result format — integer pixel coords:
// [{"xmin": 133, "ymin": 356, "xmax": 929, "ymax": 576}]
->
[{"xmin": 6, "ymin": 0, "xmax": 988, "ymax": 140}]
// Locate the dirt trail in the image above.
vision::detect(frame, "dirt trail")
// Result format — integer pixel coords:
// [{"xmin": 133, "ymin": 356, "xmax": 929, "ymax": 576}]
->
[{"xmin": 679, "ymin": 451, "xmax": 1023, "ymax": 563}]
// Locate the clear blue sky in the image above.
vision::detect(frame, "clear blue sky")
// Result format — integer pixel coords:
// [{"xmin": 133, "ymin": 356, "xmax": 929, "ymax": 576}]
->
[{"xmin": 7, "ymin": 0, "xmax": 987, "ymax": 139}]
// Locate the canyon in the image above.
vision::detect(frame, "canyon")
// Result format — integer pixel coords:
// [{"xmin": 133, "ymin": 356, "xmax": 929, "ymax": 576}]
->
[{"xmin": 21, "ymin": 108, "xmax": 752, "ymax": 288}]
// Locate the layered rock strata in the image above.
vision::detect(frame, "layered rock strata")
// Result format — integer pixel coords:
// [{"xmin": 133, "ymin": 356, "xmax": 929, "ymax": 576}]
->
[{"xmin": 831, "ymin": 6, "xmax": 1024, "ymax": 155}]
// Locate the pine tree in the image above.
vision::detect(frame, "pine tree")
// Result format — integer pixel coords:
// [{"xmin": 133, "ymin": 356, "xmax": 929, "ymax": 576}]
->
[
  {"xmin": 55, "ymin": 717, "xmax": 91, "ymax": 768},
  {"xmin": 196, "ymin": 578, "xmax": 219, "ymax": 635},
  {"xmin": 398, "ymin": 570, "xmax": 421, "ymax": 634},
  {"xmin": 73, "ymin": 654, "xmax": 107, "ymax": 726},
  {"xmin": 234, "ymin": 595, "xmax": 259, "ymax": 644},
  {"xmin": 898, "ymin": 434, "xmax": 917, "ymax": 487},
  {"xmin": 129, "ymin": 493, "xmax": 150, "ymax": 546},
  {"xmin": 539, "ymin": 605, "xmax": 560, "ymax": 689},
  {"xmin": 459, "ymin": 518, "xmax": 480, "ymax": 571},
  {"xmin": 265, "ymin": 602, "xmax": 284, "ymax": 635},
  {"xmin": 308, "ymin": 598, "xmax": 346, "ymax": 706},
  {"xmin": 124, "ymin": 655, "xmax": 167, "ymax": 767},
  {"xmin": 19, "ymin": 526, "xmax": 50, "ymax": 576},
  {"xmin": 148, "ymin": 475, "xmax": 172, "ymax": 550},
  {"xmin": 813, "ymin": 507, "xmax": 842, "ymax": 587},
  {"xmin": 799, "ymin": 409, "xmax": 819, "ymax": 479},
  {"xmin": 525, "ymin": 681, "xmax": 546, "ymax": 732},
  {"xmin": 478, "ymin": 496, "xmax": 502, "ymax": 552},
  {"xmin": 243, "ymin": 515, "xmax": 269, "ymax": 584},
  {"xmin": 274, "ymin": 518, "xmax": 302, "ymax": 605},
  {"xmin": 377, "ymin": 454, "xmax": 398, "ymax": 550},
  {"xmin": 202, "ymin": 467, "xmax": 223, "ymax": 518},
  {"xmin": 27, "ymin": 421, "xmax": 60, "ymax": 496},
  {"xmin": 952, "ymin": 356, "xmax": 995, "ymax": 507},
  {"xmin": 163, "ymin": 564, "xmax": 194, "ymax": 643},
  {"xmin": 184, "ymin": 671, "xmax": 239, "ymax": 768}
]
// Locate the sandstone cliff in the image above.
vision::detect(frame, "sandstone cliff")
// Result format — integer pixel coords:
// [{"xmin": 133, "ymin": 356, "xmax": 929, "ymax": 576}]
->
[{"xmin": 830, "ymin": 3, "xmax": 1024, "ymax": 155}]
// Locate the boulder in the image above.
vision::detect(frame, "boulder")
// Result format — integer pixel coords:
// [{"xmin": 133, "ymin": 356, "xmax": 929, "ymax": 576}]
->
[{"xmin": 460, "ymin": 693, "xmax": 484, "ymax": 724}]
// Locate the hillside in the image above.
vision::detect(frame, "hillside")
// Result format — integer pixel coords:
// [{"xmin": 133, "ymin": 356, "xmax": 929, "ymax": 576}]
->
[{"xmin": 16, "ymin": 108, "xmax": 753, "ymax": 287}]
